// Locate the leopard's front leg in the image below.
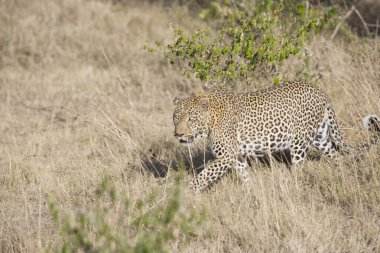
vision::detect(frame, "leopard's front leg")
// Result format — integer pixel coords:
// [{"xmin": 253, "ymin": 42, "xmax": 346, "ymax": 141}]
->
[{"xmin": 191, "ymin": 158, "xmax": 233, "ymax": 192}]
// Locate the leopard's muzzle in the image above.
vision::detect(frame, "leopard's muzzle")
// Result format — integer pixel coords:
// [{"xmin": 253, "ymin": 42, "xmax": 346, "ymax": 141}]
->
[{"xmin": 174, "ymin": 133, "xmax": 194, "ymax": 144}]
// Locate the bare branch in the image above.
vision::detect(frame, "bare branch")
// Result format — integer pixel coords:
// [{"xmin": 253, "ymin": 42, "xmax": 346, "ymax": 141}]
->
[
  {"xmin": 353, "ymin": 7, "xmax": 370, "ymax": 36},
  {"xmin": 331, "ymin": 5, "xmax": 371, "ymax": 40},
  {"xmin": 331, "ymin": 5, "xmax": 355, "ymax": 40}
]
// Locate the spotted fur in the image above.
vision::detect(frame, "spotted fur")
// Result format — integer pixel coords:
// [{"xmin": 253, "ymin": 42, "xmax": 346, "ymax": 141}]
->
[{"xmin": 173, "ymin": 81, "xmax": 380, "ymax": 192}]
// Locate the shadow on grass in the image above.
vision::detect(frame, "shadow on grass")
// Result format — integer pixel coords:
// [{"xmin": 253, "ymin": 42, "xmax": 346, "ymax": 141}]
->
[
  {"xmin": 140, "ymin": 141, "xmax": 324, "ymax": 178},
  {"xmin": 139, "ymin": 145, "xmax": 214, "ymax": 178}
]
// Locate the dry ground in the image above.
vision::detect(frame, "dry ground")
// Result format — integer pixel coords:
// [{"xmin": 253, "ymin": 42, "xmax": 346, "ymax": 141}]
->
[{"xmin": 1, "ymin": 0, "xmax": 380, "ymax": 252}]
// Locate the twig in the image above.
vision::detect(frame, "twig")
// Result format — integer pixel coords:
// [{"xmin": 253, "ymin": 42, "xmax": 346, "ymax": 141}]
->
[
  {"xmin": 330, "ymin": 6, "xmax": 355, "ymax": 40},
  {"xmin": 331, "ymin": 5, "xmax": 371, "ymax": 40},
  {"xmin": 352, "ymin": 7, "xmax": 370, "ymax": 36},
  {"xmin": 367, "ymin": 23, "xmax": 380, "ymax": 28},
  {"xmin": 376, "ymin": 19, "xmax": 379, "ymax": 51},
  {"xmin": 101, "ymin": 46, "xmax": 126, "ymax": 90}
]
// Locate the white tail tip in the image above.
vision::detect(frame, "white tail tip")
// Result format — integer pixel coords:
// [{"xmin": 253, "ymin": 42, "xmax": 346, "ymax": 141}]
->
[{"xmin": 363, "ymin": 115, "xmax": 380, "ymax": 130}]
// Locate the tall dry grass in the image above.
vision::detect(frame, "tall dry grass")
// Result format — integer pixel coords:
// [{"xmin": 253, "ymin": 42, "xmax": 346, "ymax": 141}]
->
[{"xmin": 0, "ymin": 0, "xmax": 379, "ymax": 252}]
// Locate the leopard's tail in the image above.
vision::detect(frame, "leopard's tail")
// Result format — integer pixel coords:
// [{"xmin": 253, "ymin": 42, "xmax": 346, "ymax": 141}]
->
[
  {"xmin": 327, "ymin": 106, "xmax": 379, "ymax": 155},
  {"xmin": 363, "ymin": 115, "xmax": 380, "ymax": 145}
]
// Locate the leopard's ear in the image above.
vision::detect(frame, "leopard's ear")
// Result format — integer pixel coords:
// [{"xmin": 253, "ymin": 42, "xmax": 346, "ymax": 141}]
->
[
  {"xmin": 199, "ymin": 98, "xmax": 208, "ymax": 111},
  {"xmin": 173, "ymin": 96, "xmax": 181, "ymax": 105}
]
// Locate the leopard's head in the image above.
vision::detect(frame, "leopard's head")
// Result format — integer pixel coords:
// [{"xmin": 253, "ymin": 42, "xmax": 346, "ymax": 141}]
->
[{"xmin": 172, "ymin": 95, "xmax": 211, "ymax": 144}]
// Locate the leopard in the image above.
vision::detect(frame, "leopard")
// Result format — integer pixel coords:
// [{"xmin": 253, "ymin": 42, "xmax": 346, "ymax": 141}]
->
[{"xmin": 172, "ymin": 81, "xmax": 380, "ymax": 192}]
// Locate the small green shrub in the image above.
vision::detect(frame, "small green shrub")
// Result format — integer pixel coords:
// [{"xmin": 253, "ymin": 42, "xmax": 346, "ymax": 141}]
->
[
  {"xmin": 48, "ymin": 177, "xmax": 206, "ymax": 253},
  {"xmin": 147, "ymin": 0, "xmax": 336, "ymax": 89}
]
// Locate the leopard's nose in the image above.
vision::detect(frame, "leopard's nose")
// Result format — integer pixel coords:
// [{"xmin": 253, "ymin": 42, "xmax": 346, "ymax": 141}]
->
[{"xmin": 174, "ymin": 133, "xmax": 184, "ymax": 137}]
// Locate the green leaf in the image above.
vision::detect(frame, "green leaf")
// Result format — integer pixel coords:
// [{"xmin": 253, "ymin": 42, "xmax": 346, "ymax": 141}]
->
[{"xmin": 274, "ymin": 76, "xmax": 281, "ymax": 85}]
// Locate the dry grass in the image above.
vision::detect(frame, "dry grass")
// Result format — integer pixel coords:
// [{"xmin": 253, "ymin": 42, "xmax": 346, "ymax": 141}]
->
[{"xmin": 0, "ymin": 0, "xmax": 380, "ymax": 252}]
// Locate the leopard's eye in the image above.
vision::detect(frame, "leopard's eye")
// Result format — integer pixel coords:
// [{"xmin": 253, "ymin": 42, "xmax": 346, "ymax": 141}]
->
[
  {"xmin": 188, "ymin": 116, "xmax": 196, "ymax": 122},
  {"xmin": 173, "ymin": 114, "xmax": 179, "ymax": 123}
]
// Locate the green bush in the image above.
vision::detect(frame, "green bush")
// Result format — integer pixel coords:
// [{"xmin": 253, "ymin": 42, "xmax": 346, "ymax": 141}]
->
[
  {"xmin": 48, "ymin": 177, "xmax": 206, "ymax": 253},
  {"xmin": 147, "ymin": 0, "xmax": 336, "ymax": 89}
]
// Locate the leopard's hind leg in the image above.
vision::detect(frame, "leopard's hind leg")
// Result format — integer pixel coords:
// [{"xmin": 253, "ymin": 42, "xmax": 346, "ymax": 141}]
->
[
  {"xmin": 315, "ymin": 106, "xmax": 379, "ymax": 156},
  {"xmin": 324, "ymin": 106, "xmax": 352, "ymax": 153},
  {"xmin": 312, "ymin": 119, "xmax": 338, "ymax": 158},
  {"xmin": 290, "ymin": 138, "xmax": 310, "ymax": 164}
]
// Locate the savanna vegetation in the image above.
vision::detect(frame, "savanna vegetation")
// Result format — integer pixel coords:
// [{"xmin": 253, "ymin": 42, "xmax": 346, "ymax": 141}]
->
[{"xmin": 0, "ymin": 0, "xmax": 379, "ymax": 252}]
